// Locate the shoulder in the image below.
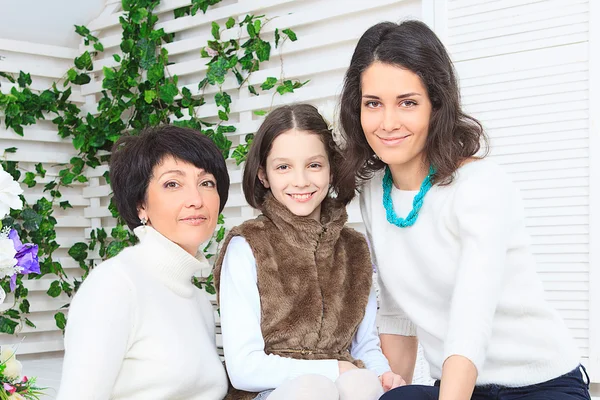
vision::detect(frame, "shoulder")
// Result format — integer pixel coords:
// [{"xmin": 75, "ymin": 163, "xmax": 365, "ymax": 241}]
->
[
  {"xmin": 340, "ymin": 226, "xmax": 369, "ymax": 247},
  {"xmin": 455, "ymin": 159, "xmax": 512, "ymax": 187},
  {"xmin": 76, "ymin": 250, "xmax": 137, "ymax": 299}
]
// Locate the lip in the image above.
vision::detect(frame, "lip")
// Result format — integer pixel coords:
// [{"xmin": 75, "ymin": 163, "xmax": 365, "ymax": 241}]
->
[
  {"xmin": 286, "ymin": 192, "xmax": 317, "ymax": 203},
  {"xmin": 180, "ymin": 215, "xmax": 208, "ymax": 225},
  {"xmin": 377, "ymin": 134, "xmax": 411, "ymax": 146}
]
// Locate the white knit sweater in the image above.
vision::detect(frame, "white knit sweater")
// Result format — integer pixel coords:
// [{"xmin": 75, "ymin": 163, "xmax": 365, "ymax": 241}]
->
[
  {"xmin": 360, "ymin": 159, "xmax": 580, "ymax": 387},
  {"xmin": 58, "ymin": 226, "xmax": 228, "ymax": 400}
]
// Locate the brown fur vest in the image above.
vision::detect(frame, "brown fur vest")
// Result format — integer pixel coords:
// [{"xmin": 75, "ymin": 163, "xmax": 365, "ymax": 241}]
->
[{"xmin": 214, "ymin": 194, "xmax": 373, "ymax": 400}]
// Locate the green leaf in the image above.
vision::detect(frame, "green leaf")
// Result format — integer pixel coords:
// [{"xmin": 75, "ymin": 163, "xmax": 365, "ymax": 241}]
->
[
  {"xmin": 255, "ymin": 40, "xmax": 271, "ymax": 62},
  {"xmin": 282, "ymin": 28, "xmax": 297, "ymax": 41},
  {"xmin": 147, "ymin": 63, "xmax": 164, "ymax": 84},
  {"xmin": 144, "ymin": 90, "xmax": 157, "ymax": 104},
  {"xmin": 260, "ymin": 76, "xmax": 278, "ymax": 91},
  {"xmin": 35, "ymin": 163, "xmax": 46, "ymax": 178},
  {"xmin": 94, "ymin": 42, "xmax": 105, "ymax": 52},
  {"xmin": 4, "ymin": 147, "xmax": 17, "ymax": 153},
  {"xmin": 68, "ymin": 242, "xmax": 89, "ymax": 262},
  {"xmin": 215, "ymin": 91, "xmax": 232, "ymax": 113},
  {"xmin": 216, "ymin": 225, "xmax": 225, "ymax": 242},
  {"xmin": 248, "ymin": 85, "xmax": 258, "ymax": 96},
  {"xmin": 0, "ymin": 317, "xmax": 18, "ymax": 334},
  {"xmin": 274, "ymin": 28, "xmax": 280, "ymax": 48},
  {"xmin": 17, "ymin": 71, "xmax": 32, "ymax": 87},
  {"xmin": 174, "ymin": 6, "xmax": 190, "ymax": 18},
  {"xmin": 247, "ymin": 22, "xmax": 256, "ymax": 38},
  {"xmin": 23, "ymin": 172, "xmax": 37, "ymax": 188},
  {"xmin": 54, "ymin": 312, "xmax": 67, "ymax": 330},
  {"xmin": 0, "ymin": 71, "xmax": 16, "ymax": 83},
  {"xmin": 73, "ymin": 73, "xmax": 91, "ymax": 85},
  {"xmin": 106, "ymin": 241, "xmax": 126, "ymax": 258},
  {"xmin": 218, "ymin": 110, "xmax": 229, "ymax": 121},
  {"xmin": 74, "ymin": 51, "xmax": 93, "ymax": 71},
  {"xmin": 253, "ymin": 20, "xmax": 262, "ymax": 35},
  {"xmin": 113, "ymin": 54, "xmax": 121, "ymax": 62},
  {"xmin": 206, "ymin": 57, "xmax": 228, "ymax": 85},
  {"xmin": 253, "ymin": 110, "xmax": 267, "ymax": 116},
  {"xmin": 121, "ymin": 39, "xmax": 135, "ymax": 53},
  {"xmin": 226, "ymin": 17, "xmax": 235, "ymax": 29},
  {"xmin": 130, "ymin": 8, "xmax": 149, "ymax": 24},
  {"xmin": 22, "ymin": 208, "xmax": 42, "ymax": 231},
  {"xmin": 73, "ymin": 134, "xmax": 86, "ymax": 150},
  {"xmin": 4, "ymin": 309, "xmax": 19, "ymax": 319},
  {"xmin": 74, "ymin": 25, "xmax": 90, "ymax": 37},
  {"xmin": 158, "ymin": 83, "xmax": 178, "ymax": 104},
  {"xmin": 59, "ymin": 201, "xmax": 73, "ymax": 210},
  {"xmin": 211, "ymin": 22, "xmax": 220, "ymax": 40},
  {"xmin": 47, "ymin": 281, "xmax": 62, "ymax": 297},
  {"xmin": 25, "ymin": 318, "xmax": 36, "ymax": 328}
]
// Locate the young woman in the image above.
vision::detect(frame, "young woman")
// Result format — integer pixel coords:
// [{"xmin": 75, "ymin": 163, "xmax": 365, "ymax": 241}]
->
[
  {"xmin": 58, "ymin": 126, "xmax": 229, "ymax": 399},
  {"xmin": 337, "ymin": 20, "xmax": 590, "ymax": 400},
  {"xmin": 214, "ymin": 104, "xmax": 404, "ymax": 400}
]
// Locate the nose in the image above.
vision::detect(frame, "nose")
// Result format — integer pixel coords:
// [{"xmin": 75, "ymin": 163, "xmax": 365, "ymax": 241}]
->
[
  {"xmin": 381, "ymin": 107, "xmax": 401, "ymax": 133},
  {"xmin": 185, "ymin": 185, "xmax": 204, "ymax": 208},
  {"xmin": 293, "ymin": 169, "xmax": 310, "ymax": 188}
]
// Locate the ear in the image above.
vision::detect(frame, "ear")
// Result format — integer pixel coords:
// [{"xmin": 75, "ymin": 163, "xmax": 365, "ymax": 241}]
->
[
  {"xmin": 257, "ymin": 168, "xmax": 270, "ymax": 188},
  {"xmin": 137, "ymin": 205, "xmax": 148, "ymax": 222}
]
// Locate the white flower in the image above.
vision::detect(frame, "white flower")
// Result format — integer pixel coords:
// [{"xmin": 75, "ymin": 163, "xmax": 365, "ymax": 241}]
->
[
  {"xmin": 0, "ymin": 346, "xmax": 23, "ymax": 380},
  {"xmin": 0, "ymin": 166, "xmax": 23, "ymax": 219},
  {"xmin": 317, "ymin": 100, "xmax": 345, "ymax": 148},
  {"xmin": 0, "ymin": 237, "xmax": 19, "ymax": 279},
  {"xmin": 8, "ymin": 394, "xmax": 25, "ymax": 400}
]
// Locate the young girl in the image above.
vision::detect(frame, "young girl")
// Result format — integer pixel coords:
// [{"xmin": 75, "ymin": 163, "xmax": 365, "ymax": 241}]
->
[
  {"xmin": 337, "ymin": 20, "xmax": 590, "ymax": 400},
  {"xmin": 214, "ymin": 104, "xmax": 404, "ymax": 400}
]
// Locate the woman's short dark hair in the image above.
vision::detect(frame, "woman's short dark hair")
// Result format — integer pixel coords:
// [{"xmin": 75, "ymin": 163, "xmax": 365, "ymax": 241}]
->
[
  {"xmin": 110, "ymin": 125, "xmax": 230, "ymax": 230},
  {"xmin": 338, "ymin": 20, "xmax": 488, "ymax": 202},
  {"xmin": 243, "ymin": 103, "xmax": 352, "ymax": 207}
]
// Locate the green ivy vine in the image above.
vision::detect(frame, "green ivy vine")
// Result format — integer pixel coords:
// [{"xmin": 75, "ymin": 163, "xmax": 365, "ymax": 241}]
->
[{"xmin": 0, "ymin": 0, "xmax": 305, "ymax": 334}]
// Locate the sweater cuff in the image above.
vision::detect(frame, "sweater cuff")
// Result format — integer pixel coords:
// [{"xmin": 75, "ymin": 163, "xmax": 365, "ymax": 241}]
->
[
  {"xmin": 443, "ymin": 340, "xmax": 486, "ymax": 373},
  {"xmin": 377, "ymin": 315, "xmax": 417, "ymax": 336}
]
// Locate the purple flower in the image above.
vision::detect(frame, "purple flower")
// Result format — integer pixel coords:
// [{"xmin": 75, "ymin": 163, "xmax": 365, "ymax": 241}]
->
[{"xmin": 8, "ymin": 229, "xmax": 40, "ymax": 291}]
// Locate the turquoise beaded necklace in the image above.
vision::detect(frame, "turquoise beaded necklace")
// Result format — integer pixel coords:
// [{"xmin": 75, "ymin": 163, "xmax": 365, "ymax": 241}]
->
[{"xmin": 382, "ymin": 165, "xmax": 435, "ymax": 228}]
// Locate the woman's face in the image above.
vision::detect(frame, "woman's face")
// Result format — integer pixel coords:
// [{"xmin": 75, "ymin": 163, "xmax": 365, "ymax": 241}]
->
[
  {"xmin": 138, "ymin": 156, "xmax": 220, "ymax": 255},
  {"xmin": 360, "ymin": 62, "xmax": 432, "ymax": 171}
]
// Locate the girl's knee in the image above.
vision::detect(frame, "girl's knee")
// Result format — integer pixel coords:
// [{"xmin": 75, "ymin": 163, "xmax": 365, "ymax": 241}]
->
[
  {"xmin": 336, "ymin": 369, "xmax": 384, "ymax": 400},
  {"xmin": 267, "ymin": 374, "xmax": 338, "ymax": 400}
]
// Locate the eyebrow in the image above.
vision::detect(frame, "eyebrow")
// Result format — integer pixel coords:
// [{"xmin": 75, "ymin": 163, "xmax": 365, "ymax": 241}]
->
[
  {"xmin": 362, "ymin": 93, "xmax": 422, "ymax": 99},
  {"xmin": 271, "ymin": 155, "xmax": 326, "ymax": 163},
  {"xmin": 158, "ymin": 169, "xmax": 209, "ymax": 179}
]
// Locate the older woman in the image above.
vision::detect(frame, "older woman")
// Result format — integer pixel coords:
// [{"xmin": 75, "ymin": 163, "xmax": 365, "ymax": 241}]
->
[{"xmin": 57, "ymin": 126, "xmax": 230, "ymax": 400}]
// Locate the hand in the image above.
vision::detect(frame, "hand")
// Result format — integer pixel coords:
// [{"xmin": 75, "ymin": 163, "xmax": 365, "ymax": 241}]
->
[
  {"xmin": 379, "ymin": 371, "xmax": 406, "ymax": 392},
  {"xmin": 338, "ymin": 361, "xmax": 359, "ymax": 375}
]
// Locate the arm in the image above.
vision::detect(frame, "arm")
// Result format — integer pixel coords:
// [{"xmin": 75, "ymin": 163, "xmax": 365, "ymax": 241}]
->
[
  {"xmin": 57, "ymin": 264, "xmax": 134, "ymax": 400},
  {"xmin": 350, "ymin": 287, "xmax": 391, "ymax": 377},
  {"xmin": 219, "ymin": 237, "xmax": 339, "ymax": 392},
  {"xmin": 440, "ymin": 166, "xmax": 515, "ymax": 399},
  {"xmin": 380, "ymin": 334, "xmax": 418, "ymax": 383}
]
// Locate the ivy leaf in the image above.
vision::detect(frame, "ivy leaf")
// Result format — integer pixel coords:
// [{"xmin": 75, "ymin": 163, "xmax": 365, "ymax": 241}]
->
[
  {"xmin": 54, "ymin": 312, "xmax": 67, "ymax": 330},
  {"xmin": 93, "ymin": 42, "xmax": 105, "ymax": 52},
  {"xmin": 282, "ymin": 28, "xmax": 297, "ymax": 41},
  {"xmin": 158, "ymin": 83, "xmax": 178, "ymax": 105},
  {"xmin": 106, "ymin": 241, "xmax": 126, "ymax": 258},
  {"xmin": 73, "ymin": 73, "xmax": 91, "ymax": 85},
  {"xmin": 74, "ymin": 25, "xmax": 90, "ymax": 37},
  {"xmin": 253, "ymin": 110, "xmax": 267, "ymax": 116},
  {"xmin": 121, "ymin": 39, "xmax": 135, "ymax": 53},
  {"xmin": 247, "ymin": 22, "xmax": 256, "ymax": 38},
  {"xmin": 25, "ymin": 318, "xmax": 36, "ymax": 328},
  {"xmin": 0, "ymin": 71, "xmax": 16, "ymax": 83},
  {"xmin": 47, "ymin": 280, "xmax": 62, "ymax": 298},
  {"xmin": 206, "ymin": 57, "xmax": 228, "ymax": 85},
  {"xmin": 68, "ymin": 242, "xmax": 88, "ymax": 262},
  {"xmin": 59, "ymin": 201, "xmax": 73, "ymax": 210},
  {"xmin": 231, "ymin": 143, "xmax": 249, "ymax": 165},
  {"xmin": 253, "ymin": 20, "xmax": 262, "ymax": 35},
  {"xmin": 113, "ymin": 54, "xmax": 121, "ymax": 62},
  {"xmin": 211, "ymin": 22, "xmax": 220, "ymax": 40},
  {"xmin": 23, "ymin": 172, "xmax": 36, "ymax": 188},
  {"xmin": 144, "ymin": 90, "xmax": 157, "ymax": 104},
  {"xmin": 73, "ymin": 134, "xmax": 86, "ymax": 150},
  {"xmin": 130, "ymin": 8, "xmax": 148, "ymax": 24},
  {"xmin": 174, "ymin": 6, "xmax": 189, "ymax": 18},
  {"xmin": 218, "ymin": 110, "xmax": 229, "ymax": 121},
  {"xmin": 0, "ymin": 317, "xmax": 18, "ymax": 334},
  {"xmin": 226, "ymin": 17, "xmax": 235, "ymax": 29},
  {"xmin": 17, "ymin": 71, "xmax": 32, "ymax": 88},
  {"xmin": 22, "ymin": 208, "xmax": 42, "ymax": 231},
  {"xmin": 260, "ymin": 77, "xmax": 278, "ymax": 91},
  {"xmin": 35, "ymin": 163, "xmax": 46, "ymax": 178},
  {"xmin": 275, "ymin": 28, "xmax": 281, "ymax": 48},
  {"xmin": 255, "ymin": 40, "xmax": 271, "ymax": 62},
  {"xmin": 147, "ymin": 63, "xmax": 164, "ymax": 85},
  {"xmin": 215, "ymin": 91, "xmax": 232, "ymax": 113},
  {"xmin": 216, "ymin": 226, "xmax": 225, "ymax": 242},
  {"xmin": 4, "ymin": 147, "xmax": 17, "ymax": 153},
  {"xmin": 248, "ymin": 85, "xmax": 258, "ymax": 96},
  {"xmin": 74, "ymin": 51, "xmax": 93, "ymax": 71}
]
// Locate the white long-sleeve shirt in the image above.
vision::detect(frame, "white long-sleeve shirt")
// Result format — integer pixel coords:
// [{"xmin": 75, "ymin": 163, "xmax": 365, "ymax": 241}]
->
[
  {"xmin": 219, "ymin": 236, "xmax": 391, "ymax": 392},
  {"xmin": 58, "ymin": 226, "xmax": 228, "ymax": 400},
  {"xmin": 361, "ymin": 159, "xmax": 580, "ymax": 387}
]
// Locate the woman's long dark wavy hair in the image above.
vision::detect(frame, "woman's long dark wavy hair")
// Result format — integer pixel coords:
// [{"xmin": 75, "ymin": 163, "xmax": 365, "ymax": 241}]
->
[{"xmin": 338, "ymin": 20, "xmax": 488, "ymax": 202}]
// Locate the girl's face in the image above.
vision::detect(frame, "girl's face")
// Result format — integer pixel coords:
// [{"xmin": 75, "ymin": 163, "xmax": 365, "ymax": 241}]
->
[
  {"xmin": 138, "ymin": 156, "xmax": 220, "ymax": 255},
  {"xmin": 360, "ymin": 62, "xmax": 432, "ymax": 171},
  {"xmin": 258, "ymin": 129, "xmax": 330, "ymax": 221}
]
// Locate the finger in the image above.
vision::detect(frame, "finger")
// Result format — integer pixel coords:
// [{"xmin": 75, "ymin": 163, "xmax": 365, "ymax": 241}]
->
[
  {"xmin": 382, "ymin": 374, "xmax": 393, "ymax": 391},
  {"xmin": 393, "ymin": 375, "xmax": 406, "ymax": 389}
]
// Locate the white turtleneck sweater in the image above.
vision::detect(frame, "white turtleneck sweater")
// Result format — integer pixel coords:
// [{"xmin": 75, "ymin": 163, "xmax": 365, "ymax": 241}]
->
[
  {"xmin": 57, "ymin": 226, "xmax": 228, "ymax": 400},
  {"xmin": 361, "ymin": 159, "xmax": 580, "ymax": 387}
]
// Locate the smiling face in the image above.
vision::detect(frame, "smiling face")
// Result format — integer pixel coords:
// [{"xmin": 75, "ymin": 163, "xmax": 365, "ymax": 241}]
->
[
  {"xmin": 258, "ymin": 129, "xmax": 330, "ymax": 221},
  {"xmin": 138, "ymin": 156, "xmax": 220, "ymax": 255},
  {"xmin": 360, "ymin": 62, "xmax": 432, "ymax": 174}
]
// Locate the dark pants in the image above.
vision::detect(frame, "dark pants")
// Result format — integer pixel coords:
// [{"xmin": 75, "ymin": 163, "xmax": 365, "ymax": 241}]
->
[{"xmin": 380, "ymin": 365, "xmax": 591, "ymax": 400}]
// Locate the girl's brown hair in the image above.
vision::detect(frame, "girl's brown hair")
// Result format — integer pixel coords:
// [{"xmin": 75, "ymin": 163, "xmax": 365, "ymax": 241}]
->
[
  {"xmin": 243, "ymin": 104, "xmax": 352, "ymax": 207},
  {"xmin": 338, "ymin": 20, "xmax": 488, "ymax": 202}
]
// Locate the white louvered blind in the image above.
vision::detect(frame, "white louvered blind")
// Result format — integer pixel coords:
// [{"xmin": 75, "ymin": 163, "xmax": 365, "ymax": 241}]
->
[{"xmin": 444, "ymin": 0, "xmax": 598, "ymax": 382}]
